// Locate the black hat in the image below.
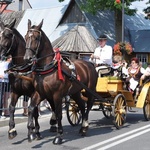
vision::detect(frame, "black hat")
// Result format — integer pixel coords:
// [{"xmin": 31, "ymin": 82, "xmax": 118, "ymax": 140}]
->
[{"xmin": 97, "ymin": 34, "xmax": 107, "ymax": 40}]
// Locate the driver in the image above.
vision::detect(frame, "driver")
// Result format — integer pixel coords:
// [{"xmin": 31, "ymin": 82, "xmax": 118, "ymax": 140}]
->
[{"xmin": 89, "ymin": 34, "xmax": 113, "ymax": 72}]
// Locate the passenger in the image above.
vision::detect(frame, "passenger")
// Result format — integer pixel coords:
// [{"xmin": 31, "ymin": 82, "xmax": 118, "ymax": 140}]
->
[
  {"xmin": 89, "ymin": 34, "xmax": 113, "ymax": 72},
  {"xmin": 141, "ymin": 63, "xmax": 150, "ymax": 81},
  {"xmin": 124, "ymin": 57, "xmax": 145, "ymax": 93}
]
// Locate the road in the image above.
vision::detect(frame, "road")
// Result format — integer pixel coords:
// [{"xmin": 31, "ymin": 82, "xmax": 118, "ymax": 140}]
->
[{"xmin": 0, "ymin": 106, "xmax": 150, "ymax": 150}]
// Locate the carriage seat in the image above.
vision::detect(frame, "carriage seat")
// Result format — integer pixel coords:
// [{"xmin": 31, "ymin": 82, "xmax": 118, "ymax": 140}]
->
[{"xmin": 96, "ymin": 64, "xmax": 112, "ymax": 77}]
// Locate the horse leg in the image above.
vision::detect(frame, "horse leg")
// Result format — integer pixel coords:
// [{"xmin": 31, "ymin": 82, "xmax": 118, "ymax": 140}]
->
[
  {"xmin": 48, "ymin": 100, "xmax": 57, "ymax": 132},
  {"xmin": 52, "ymin": 96, "xmax": 63, "ymax": 145},
  {"xmin": 71, "ymin": 92, "xmax": 87, "ymax": 136},
  {"xmin": 27, "ymin": 104, "xmax": 36, "ymax": 142},
  {"xmin": 8, "ymin": 94, "xmax": 18, "ymax": 139},
  {"xmin": 81, "ymin": 94, "xmax": 94, "ymax": 136},
  {"xmin": 33, "ymin": 106, "xmax": 42, "ymax": 140},
  {"xmin": 27, "ymin": 92, "xmax": 39, "ymax": 142},
  {"xmin": 49, "ymin": 111, "xmax": 57, "ymax": 132}
]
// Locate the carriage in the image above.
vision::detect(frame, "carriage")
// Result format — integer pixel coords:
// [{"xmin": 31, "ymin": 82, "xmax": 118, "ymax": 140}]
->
[{"xmin": 66, "ymin": 69, "xmax": 150, "ymax": 129}]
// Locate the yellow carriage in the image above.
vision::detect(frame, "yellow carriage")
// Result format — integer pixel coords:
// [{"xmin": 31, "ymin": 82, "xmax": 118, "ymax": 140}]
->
[{"xmin": 66, "ymin": 75, "xmax": 150, "ymax": 129}]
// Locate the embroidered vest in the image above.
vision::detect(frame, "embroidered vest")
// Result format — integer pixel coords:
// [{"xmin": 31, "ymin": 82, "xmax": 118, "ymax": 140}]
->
[{"xmin": 128, "ymin": 66, "xmax": 143, "ymax": 81}]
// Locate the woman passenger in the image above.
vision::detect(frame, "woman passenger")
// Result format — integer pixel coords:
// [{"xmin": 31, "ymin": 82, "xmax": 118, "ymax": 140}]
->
[{"xmin": 125, "ymin": 57, "xmax": 145, "ymax": 93}]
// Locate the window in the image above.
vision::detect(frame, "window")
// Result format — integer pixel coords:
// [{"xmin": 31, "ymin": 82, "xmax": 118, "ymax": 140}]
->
[
  {"xmin": 136, "ymin": 53, "xmax": 148, "ymax": 68},
  {"xmin": 19, "ymin": 0, "xmax": 23, "ymax": 11}
]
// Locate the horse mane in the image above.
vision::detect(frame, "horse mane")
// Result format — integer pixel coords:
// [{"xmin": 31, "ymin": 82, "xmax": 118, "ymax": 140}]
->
[{"xmin": 12, "ymin": 28, "xmax": 25, "ymax": 43}]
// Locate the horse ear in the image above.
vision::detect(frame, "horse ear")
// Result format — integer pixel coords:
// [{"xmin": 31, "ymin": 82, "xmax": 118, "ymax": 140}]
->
[
  {"xmin": 7, "ymin": 19, "xmax": 16, "ymax": 29},
  {"xmin": 37, "ymin": 19, "xmax": 43, "ymax": 30},
  {"xmin": 28, "ymin": 19, "xmax": 31, "ymax": 30}
]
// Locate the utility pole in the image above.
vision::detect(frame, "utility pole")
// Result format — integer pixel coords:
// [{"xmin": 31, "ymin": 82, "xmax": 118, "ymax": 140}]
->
[{"xmin": 122, "ymin": 0, "xmax": 124, "ymax": 43}]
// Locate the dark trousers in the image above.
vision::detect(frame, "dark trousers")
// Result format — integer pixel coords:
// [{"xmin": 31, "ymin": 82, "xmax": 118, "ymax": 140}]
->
[{"xmin": 0, "ymin": 82, "xmax": 10, "ymax": 116}]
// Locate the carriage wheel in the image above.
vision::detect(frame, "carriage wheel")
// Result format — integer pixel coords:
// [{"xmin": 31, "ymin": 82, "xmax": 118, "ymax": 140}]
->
[
  {"xmin": 66, "ymin": 99, "xmax": 82, "ymax": 126},
  {"xmin": 143, "ymin": 87, "xmax": 150, "ymax": 121},
  {"xmin": 112, "ymin": 94, "xmax": 127, "ymax": 129},
  {"xmin": 102, "ymin": 105, "xmax": 112, "ymax": 119}
]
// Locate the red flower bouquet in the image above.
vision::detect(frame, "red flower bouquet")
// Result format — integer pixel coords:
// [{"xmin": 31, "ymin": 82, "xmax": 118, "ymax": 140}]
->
[{"xmin": 113, "ymin": 42, "xmax": 133, "ymax": 56}]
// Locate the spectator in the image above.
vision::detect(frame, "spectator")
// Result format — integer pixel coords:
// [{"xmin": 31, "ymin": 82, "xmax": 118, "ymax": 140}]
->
[{"xmin": 0, "ymin": 55, "xmax": 12, "ymax": 118}]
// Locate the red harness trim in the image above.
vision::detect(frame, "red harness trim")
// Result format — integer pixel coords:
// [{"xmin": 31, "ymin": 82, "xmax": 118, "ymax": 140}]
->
[
  {"xmin": 32, "ymin": 67, "xmax": 55, "ymax": 75},
  {"xmin": 54, "ymin": 48, "xmax": 64, "ymax": 81}
]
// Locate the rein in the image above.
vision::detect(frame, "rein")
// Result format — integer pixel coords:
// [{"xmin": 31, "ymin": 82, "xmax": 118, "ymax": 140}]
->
[{"xmin": 0, "ymin": 27, "xmax": 15, "ymax": 55}]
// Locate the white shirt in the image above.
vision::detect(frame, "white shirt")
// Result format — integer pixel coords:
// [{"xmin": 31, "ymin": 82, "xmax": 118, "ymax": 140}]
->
[
  {"xmin": 89, "ymin": 45, "xmax": 113, "ymax": 66},
  {"xmin": 145, "ymin": 67, "xmax": 150, "ymax": 76},
  {"xmin": 0, "ymin": 61, "xmax": 9, "ymax": 82}
]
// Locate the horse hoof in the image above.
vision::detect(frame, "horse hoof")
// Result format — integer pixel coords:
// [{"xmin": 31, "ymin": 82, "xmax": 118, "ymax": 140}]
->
[
  {"xmin": 53, "ymin": 137, "xmax": 62, "ymax": 145},
  {"xmin": 35, "ymin": 133, "xmax": 42, "ymax": 140},
  {"xmin": 8, "ymin": 131, "xmax": 17, "ymax": 139},
  {"xmin": 50, "ymin": 126, "xmax": 57, "ymax": 132},
  {"xmin": 8, "ymin": 130, "xmax": 17, "ymax": 139},
  {"xmin": 79, "ymin": 127, "xmax": 88, "ymax": 136},
  {"xmin": 28, "ymin": 134, "xmax": 35, "ymax": 142}
]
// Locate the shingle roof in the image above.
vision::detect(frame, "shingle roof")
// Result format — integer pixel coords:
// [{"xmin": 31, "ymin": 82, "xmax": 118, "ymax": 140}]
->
[{"xmin": 52, "ymin": 25, "xmax": 98, "ymax": 52}]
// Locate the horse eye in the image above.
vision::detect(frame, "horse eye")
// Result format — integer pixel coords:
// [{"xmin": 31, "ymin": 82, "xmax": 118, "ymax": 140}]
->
[
  {"xmin": 4, "ymin": 32, "xmax": 13, "ymax": 38},
  {"xmin": 35, "ymin": 36, "xmax": 40, "ymax": 41}
]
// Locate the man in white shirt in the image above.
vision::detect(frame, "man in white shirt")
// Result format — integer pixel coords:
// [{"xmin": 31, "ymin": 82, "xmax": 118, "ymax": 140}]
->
[{"xmin": 89, "ymin": 34, "xmax": 113, "ymax": 72}]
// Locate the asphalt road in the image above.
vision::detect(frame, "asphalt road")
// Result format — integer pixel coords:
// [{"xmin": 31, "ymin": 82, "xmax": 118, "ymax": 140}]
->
[{"xmin": 0, "ymin": 106, "xmax": 150, "ymax": 150}]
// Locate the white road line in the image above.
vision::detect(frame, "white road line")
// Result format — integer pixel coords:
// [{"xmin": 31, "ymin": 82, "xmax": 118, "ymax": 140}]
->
[
  {"xmin": 82, "ymin": 124, "xmax": 150, "ymax": 150},
  {"xmin": 97, "ymin": 128, "xmax": 150, "ymax": 150}
]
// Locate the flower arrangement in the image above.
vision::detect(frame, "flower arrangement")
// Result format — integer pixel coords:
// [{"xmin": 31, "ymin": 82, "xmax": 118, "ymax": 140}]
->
[{"xmin": 113, "ymin": 42, "xmax": 133, "ymax": 56}]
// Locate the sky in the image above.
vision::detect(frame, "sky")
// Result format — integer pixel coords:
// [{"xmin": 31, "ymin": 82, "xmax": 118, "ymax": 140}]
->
[
  {"xmin": 28, "ymin": 0, "xmax": 70, "ymax": 9},
  {"xmin": 28, "ymin": 0, "xmax": 150, "ymax": 14}
]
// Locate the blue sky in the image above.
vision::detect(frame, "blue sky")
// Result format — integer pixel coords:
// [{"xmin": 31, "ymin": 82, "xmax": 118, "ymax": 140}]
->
[{"xmin": 29, "ymin": 0, "xmax": 70, "ymax": 9}]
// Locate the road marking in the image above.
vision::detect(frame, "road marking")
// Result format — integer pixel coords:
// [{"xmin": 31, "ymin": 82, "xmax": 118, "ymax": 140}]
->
[
  {"xmin": 97, "ymin": 128, "xmax": 150, "ymax": 150},
  {"xmin": 82, "ymin": 124, "xmax": 150, "ymax": 150}
]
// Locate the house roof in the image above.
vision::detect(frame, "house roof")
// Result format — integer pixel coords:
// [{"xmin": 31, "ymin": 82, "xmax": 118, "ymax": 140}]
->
[
  {"xmin": 1, "ymin": 10, "xmax": 25, "ymax": 27},
  {"xmin": 17, "ymin": 5, "xmax": 69, "ymax": 40},
  {"xmin": 52, "ymin": 25, "xmax": 98, "ymax": 53}
]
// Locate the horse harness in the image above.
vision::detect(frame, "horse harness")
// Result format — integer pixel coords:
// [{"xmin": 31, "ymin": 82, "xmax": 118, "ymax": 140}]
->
[{"xmin": 0, "ymin": 27, "xmax": 15, "ymax": 56}]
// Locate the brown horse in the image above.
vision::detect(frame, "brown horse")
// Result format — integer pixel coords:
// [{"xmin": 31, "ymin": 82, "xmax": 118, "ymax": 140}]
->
[
  {"xmin": 0, "ymin": 19, "xmax": 42, "ymax": 140},
  {"xmin": 24, "ymin": 19, "xmax": 98, "ymax": 144}
]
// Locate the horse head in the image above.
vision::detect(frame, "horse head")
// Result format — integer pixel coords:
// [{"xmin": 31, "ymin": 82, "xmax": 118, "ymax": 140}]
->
[
  {"xmin": 24, "ymin": 19, "xmax": 54, "ymax": 65},
  {"xmin": 0, "ymin": 19, "xmax": 17, "ymax": 59}
]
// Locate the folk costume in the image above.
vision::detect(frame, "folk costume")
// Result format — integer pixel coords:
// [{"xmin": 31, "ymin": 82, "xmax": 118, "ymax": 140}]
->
[{"xmin": 126, "ymin": 64, "xmax": 145, "ymax": 91}]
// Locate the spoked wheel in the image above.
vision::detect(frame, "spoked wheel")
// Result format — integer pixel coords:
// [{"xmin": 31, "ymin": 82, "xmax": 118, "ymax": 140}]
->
[
  {"xmin": 112, "ymin": 94, "xmax": 127, "ymax": 129},
  {"xmin": 66, "ymin": 99, "xmax": 82, "ymax": 126},
  {"xmin": 143, "ymin": 87, "xmax": 150, "ymax": 121},
  {"xmin": 102, "ymin": 105, "xmax": 112, "ymax": 119}
]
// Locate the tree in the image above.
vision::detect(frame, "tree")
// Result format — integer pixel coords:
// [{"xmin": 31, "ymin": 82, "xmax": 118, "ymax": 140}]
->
[
  {"xmin": 58, "ymin": 0, "xmax": 143, "ymax": 43},
  {"xmin": 143, "ymin": 0, "xmax": 150, "ymax": 19}
]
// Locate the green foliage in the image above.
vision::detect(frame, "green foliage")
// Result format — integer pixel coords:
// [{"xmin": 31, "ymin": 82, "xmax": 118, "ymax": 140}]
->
[{"xmin": 80, "ymin": 0, "xmax": 139, "ymax": 15}]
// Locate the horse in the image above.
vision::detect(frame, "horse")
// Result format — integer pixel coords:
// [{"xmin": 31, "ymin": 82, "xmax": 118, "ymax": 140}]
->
[
  {"xmin": 0, "ymin": 19, "xmax": 42, "ymax": 140},
  {"xmin": 23, "ymin": 19, "xmax": 98, "ymax": 144}
]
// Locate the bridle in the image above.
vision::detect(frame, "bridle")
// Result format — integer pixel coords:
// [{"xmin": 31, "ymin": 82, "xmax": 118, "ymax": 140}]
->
[
  {"xmin": 25, "ymin": 28, "xmax": 42, "ymax": 57},
  {"xmin": 0, "ymin": 27, "xmax": 15, "ymax": 56}
]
